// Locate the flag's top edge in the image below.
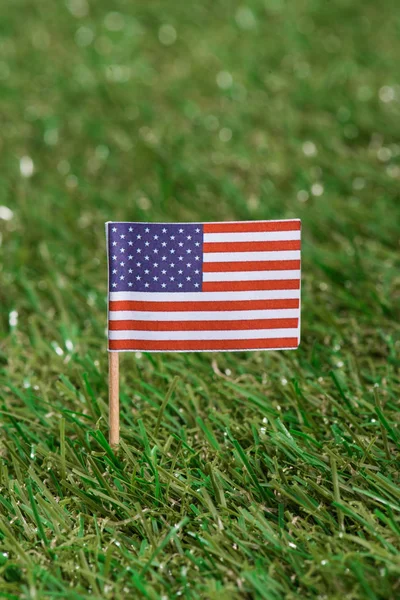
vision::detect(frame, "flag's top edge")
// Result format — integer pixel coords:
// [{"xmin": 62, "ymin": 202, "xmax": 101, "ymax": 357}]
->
[{"xmin": 105, "ymin": 219, "xmax": 301, "ymax": 225}]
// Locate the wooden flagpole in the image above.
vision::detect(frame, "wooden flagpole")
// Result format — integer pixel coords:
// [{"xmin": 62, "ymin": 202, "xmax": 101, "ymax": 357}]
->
[{"xmin": 109, "ymin": 352, "xmax": 120, "ymax": 446}]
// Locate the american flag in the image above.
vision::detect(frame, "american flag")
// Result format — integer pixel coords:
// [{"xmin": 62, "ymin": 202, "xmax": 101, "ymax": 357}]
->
[{"xmin": 106, "ymin": 220, "xmax": 301, "ymax": 352}]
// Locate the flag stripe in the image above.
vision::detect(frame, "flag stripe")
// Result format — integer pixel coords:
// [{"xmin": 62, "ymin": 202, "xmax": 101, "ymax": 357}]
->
[
  {"xmin": 109, "ymin": 290, "xmax": 300, "ymax": 302},
  {"xmin": 203, "ymin": 280, "xmax": 300, "ymax": 292},
  {"xmin": 203, "ymin": 221, "xmax": 301, "ymax": 233},
  {"xmin": 109, "ymin": 328, "xmax": 299, "ymax": 341},
  {"xmin": 109, "ymin": 298, "xmax": 299, "ymax": 312},
  {"xmin": 203, "ymin": 250, "xmax": 300, "ymax": 262},
  {"xmin": 109, "ymin": 318, "xmax": 298, "ymax": 331},
  {"xmin": 203, "ymin": 270, "xmax": 300, "ymax": 282},
  {"xmin": 204, "ymin": 231, "xmax": 301, "ymax": 242},
  {"xmin": 109, "ymin": 338, "xmax": 299, "ymax": 351},
  {"xmin": 109, "ymin": 309, "xmax": 299, "ymax": 321},
  {"xmin": 203, "ymin": 240, "xmax": 300, "ymax": 253},
  {"xmin": 203, "ymin": 260, "xmax": 300, "ymax": 272}
]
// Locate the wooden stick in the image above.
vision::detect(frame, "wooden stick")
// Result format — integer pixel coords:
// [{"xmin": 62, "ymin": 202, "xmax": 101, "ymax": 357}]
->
[{"xmin": 109, "ymin": 352, "xmax": 120, "ymax": 447}]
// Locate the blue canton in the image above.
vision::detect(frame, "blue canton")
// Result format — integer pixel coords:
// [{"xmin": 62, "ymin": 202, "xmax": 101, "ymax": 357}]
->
[{"xmin": 108, "ymin": 223, "xmax": 204, "ymax": 292}]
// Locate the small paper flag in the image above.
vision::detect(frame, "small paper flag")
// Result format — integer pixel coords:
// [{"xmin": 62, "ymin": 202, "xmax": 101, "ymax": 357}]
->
[{"xmin": 106, "ymin": 220, "xmax": 301, "ymax": 353}]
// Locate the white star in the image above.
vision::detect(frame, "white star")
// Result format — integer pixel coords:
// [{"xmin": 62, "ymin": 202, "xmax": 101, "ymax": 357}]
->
[
  {"xmin": 129, "ymin": 255, "xmax": 133, "ymax": 260},
  {"xmin": 112, "ymin": 282, "xmax": 117, "ymax": 287},
  {"xmin": 112, "ymin": 255, "xmax": 117, "ymax": 260},
  {"xmin": 179, "ymin": 228, "xmax": 183, "ymax": 233},
  {"xmin": 137, "ymin": 234, "xmax": 141, "ymax": 239},
  {"xmin": 145, "ymin": 227, "xmax": 150, "ymax": 233},
  {"xmin": 154, "ymin": 235, "xmax": 158, "ymax": 240},
  {"xmin": 170, "ymin": 276, "xmax": 175, "ymax": 281},
  {"xmin": 136, "ymin": 262, "xmax": 141, "ymax": 267},
  {"xmin": 136, "ymin": 276, "xmax": 141, "ymax": 281},
  {"xmin": 195, "ymin": 242, "xmax": 200, "ymax": 247},
  {"xmin": 162, "ymin": 242, "xmax": 167, "ymax": 247},
  {"xmin": 195, "ymin": 270, "xmax": 200, "ymax": 274},
  {"xmin": 145, "ymin": 241, "xmax": 150, "ymax": 246},
  {"xmin": 170, "ymin": 263, "xmax": 175, "ymax": 267},
  {"xmin": 120, "ymin": 261, "xmax": 125, "ymax": 266},
  {"xmin": 128, "ymin": 241, "xmax": 133, "ymax": 246},
  {"xmin": 153, "ymin": 263, "xmax": 158, "ymax": 267},
  {"xmin": 162, "ymin": 256, "xmax": 167, "ymax": 261},
  {"xmin": 112, "ymin": 227, "xmax": 117, "ymax": 232},
  {"xmin": 170, "ymin": 235, "xmax": 175, "ymax": 240},
  {"xmin": 162, "ymin": 269, "xmax": 166, "ymax": 274},
  {"xmin": 145, "ymin": 255, "xmax": 150, "ymax": 260},
  {"xmin": 179, "ymin": 242, "xmax": 184, "ymax": 247},
  {"xmin": 194, "ymin": 283, "xmax": 199, "ymax": 288},
  {"xmin": 170, "ymin": 249, "xmax": 175, "ymax": 254},
  {"xmin": 153, "ymin": 276, "xmax": 158, "ymax": 281},
  {"xmin": 187, "ymin": 263, "xmax": 191, "ymax": 268},
  {"xmin": 112, "ymin": 269, "xmax": 117, "ymax": 274},
  {"xmin": 186, "ymin": 276, "xmax": 191, "ymax": 281},
  {"xmin": 120, "ymin": 275, "xmax": 124, "ymax": 280},
  {"xmin": 128, "ymin": 282, "xmax": 133, "ymax": 287},
  {"xmin": 195, "ymin": 256, "xmax": 200, "ymax": 261},
  {"xmin": 187, "ymin": 235, "xmax": 192, "ymax": 240},
  {"xmin": 145, "ymin": 283, "xmax": 149, "ymax": 288},
  {"xmin": 145, "ymin": 269, "xmax": 149, "ymax": 274},
  {"xmin": 153, "ymin": 248, "xmax": 158, "ymax": 254},
  {"xmin": 178, "ymin": 256, "xmax": 183, "ymax": 261},
  {"xmin": 137, "ymin": 248, "xmax": 141, "ymax": 253},
  {"xmin": 162, "ymin": 283, "xmax": 166, "ymax": 288},
  {"xmin": 178, "ymin": 283, "xmax": 183, "ymax": 288},
  {"xmin": 129, "ymin": 269, "xmax": 133, "ymax": 274},
  {"xmin": 129, "ymin": 227, "xmax": 133, "ymax": 232},
  {"xmin": 195, "ymin": 228, "xmax": 200, "ymax": 233},
  {"xmin": 187, "ymin": 249, "xmax": 192, "ymax": 254},
  {"xmin": 162, "ymin": 228, "xmax": 167, "ymax": 233},
  {"xmin": 120, "ymin": 248, "xmax": 125, "ymax": 253},
  {"xmin": 178, "ymin": 269, "xmax": 183, "ymax": 275},
  {"xmin": 120, "ymin": 234, "xmax": 125, "ymax": 239},
  {"xmin": 112, "ymin": 241, "xmax": 117, "ymax": 246}
]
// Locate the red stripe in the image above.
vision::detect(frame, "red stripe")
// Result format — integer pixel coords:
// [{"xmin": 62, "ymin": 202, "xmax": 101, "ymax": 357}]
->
[
  {"xmin": 203, "ymin": 260, "xmax": 301, "ymax": 272},
  {"xmin": 109, "ymin": 318, "xmax": 298, "ymax": 331},
  {"xmin": 109, "ymin": 338, "xmax": 299, "ymax": 351},
  {"xmin": 204, "ymin": 241, "xmax": 300, "ymax": 253},
  {"xmin": 204, "ymin": 221, "xmax": 301, "ymax": 233},
  {"xmin": 203, "ymin": 280, "xmax": 300, "ymax": 292},
  {"xmin": 109, "ymin": 299, "xmax": 299, "ymax": 312}
]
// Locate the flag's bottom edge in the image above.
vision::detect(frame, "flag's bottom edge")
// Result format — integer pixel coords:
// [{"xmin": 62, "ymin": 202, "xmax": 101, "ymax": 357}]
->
[{"xmin": 107, "ymin": 346, "xmax": 300, "ymax": 354}]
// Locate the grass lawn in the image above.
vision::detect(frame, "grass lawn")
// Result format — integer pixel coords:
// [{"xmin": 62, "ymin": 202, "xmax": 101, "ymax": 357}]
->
[{"xmin": 1, "ymin": 0, "xmax": 400, "ymax": 598}]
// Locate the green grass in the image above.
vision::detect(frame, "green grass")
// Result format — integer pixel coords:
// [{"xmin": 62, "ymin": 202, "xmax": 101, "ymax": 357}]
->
[{"xmin": 0, "ymin": 0, "xmax": 400, "ymax": 598}]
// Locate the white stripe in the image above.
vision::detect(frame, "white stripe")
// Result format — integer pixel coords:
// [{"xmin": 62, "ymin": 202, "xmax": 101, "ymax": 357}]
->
[
  {"xmin": 109, "ymin": 328, "xmax": 299, "ymax": 341},
  {"xmin": 203, "ymin": 251, "xmax": 300, "ymax": 262},
  {"xmin": 203, "ymin": 270, "xmax": 300, "ymax": 282},
  {"xmin": 109, "ymin": 309, "xmax": 299, "ymax": 321},
  {"xmin": 110, "ymin": 290, "xmax": 300, "ymax": 302},
  {"xmin": 109, "ymin": 345, "xmax": 299, "ymax": 354},
  {"xmin": 204, "ymin": 231, "xmax": 300, "ymax": 242}
]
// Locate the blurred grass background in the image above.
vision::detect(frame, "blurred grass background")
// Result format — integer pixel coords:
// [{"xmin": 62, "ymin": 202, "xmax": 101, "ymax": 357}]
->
[{"xmin": 0, "ymin": 0, "xmax": 400, "ymax": 598}]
